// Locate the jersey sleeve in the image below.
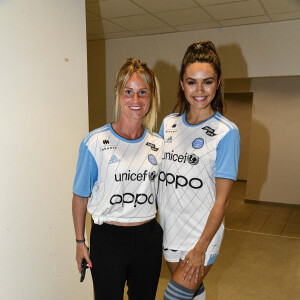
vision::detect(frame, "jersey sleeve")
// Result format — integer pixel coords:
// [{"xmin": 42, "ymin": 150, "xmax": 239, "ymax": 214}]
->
[
  {"xmin": 159, "ymin": 119, "xmax": 164, "ymax": 138},
  {"xmin": 73, "ymin": 141, "xmax": 98, "ymax": 197},
  {"xmin": 215, "ymin": 129, "xmax": 240, "ymax": 180}
]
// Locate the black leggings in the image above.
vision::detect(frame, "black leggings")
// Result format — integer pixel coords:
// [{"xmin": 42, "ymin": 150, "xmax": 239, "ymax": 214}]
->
[{"xmin": 90, "ymin": 219, "xmax": 163, "ymax": 300}]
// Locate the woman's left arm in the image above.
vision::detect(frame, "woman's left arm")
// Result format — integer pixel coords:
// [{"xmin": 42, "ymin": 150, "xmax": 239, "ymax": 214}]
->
[{"xmin": 182, "ymin": 178, "xmax": 234, "ymax": 282}]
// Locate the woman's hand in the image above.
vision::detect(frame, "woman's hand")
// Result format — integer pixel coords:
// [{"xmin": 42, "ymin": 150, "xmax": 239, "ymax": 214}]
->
[
  {"xmin": 72, "ymin": 194, "xmax": 91, "ymax": 273},
  {"xmin": 76, "ymin": 243, "xmax": 92, "ymax": 273},
  {"xmin": 181, "ymin": 246, "xmax": 206, "ymax": 283}
]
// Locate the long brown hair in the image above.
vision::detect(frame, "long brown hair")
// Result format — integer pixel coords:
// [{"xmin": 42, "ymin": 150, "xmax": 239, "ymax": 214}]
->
[{"xmin": 174, "ymin": 41, "xmax": 224, "ymax": 115}]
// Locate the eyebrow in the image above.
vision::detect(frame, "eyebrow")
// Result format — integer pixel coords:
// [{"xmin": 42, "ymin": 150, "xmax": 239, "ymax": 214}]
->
[
  {"xmin": 185, "ymin": 77, "xmax": 215, "ymax": 81},
  {"xmin": 124, "ymin": 87, "xmax": 148, "ymax": 90}
]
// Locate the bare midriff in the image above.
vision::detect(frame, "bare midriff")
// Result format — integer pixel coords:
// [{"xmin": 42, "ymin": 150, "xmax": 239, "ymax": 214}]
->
[{"xmin": 104, "ymin": 219, "xmax": 152, "ymax": 227}]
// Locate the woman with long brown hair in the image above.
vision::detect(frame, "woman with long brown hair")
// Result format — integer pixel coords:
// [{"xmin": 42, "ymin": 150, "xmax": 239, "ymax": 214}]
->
[{"xmin": 158, "ymin": 41, "xmax": 240, "ymax": 300}]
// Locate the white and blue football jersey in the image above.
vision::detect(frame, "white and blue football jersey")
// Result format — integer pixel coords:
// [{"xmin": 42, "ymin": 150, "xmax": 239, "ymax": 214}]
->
[
  {"xmin": 158, "ymin": 112, "xmax": 240, "ymax": 255},
  {"xmin": 73, "ymin": 123, "xmax": 163, "ymax": 225}
]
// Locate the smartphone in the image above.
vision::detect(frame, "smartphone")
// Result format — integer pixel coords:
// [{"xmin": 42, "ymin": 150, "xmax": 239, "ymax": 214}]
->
[{"xmin": 80, "ymin": 258, "xmax": 88, "ymax": 282}]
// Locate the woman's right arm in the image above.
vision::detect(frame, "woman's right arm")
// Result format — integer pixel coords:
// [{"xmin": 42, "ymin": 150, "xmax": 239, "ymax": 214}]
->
[{"xmin": 72, "ymin": 194, "xmax": 92, "ymax": 273}]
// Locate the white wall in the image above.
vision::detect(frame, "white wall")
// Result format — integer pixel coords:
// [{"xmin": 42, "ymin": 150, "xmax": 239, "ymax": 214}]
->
[{"xmin": 0, "ymin": 1, "xmax": 93, "ymax": 299}]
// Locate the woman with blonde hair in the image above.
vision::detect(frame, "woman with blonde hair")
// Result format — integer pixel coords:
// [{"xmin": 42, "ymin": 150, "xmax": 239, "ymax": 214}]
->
[{"xmin": 72, "ymin": 58, "xmax": 163, "ymax": 300}]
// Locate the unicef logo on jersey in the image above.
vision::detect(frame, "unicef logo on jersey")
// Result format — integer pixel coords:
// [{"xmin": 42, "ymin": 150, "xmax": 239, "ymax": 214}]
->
[
  {"xmin": 192, "ymin": 138, "xmax": 204, "ymax": 149},
  {"xmin": 148, "ymin": 154, "xmax": 157, "ymax": 165},
  {"xmin": 187, "ymin": 154, "xmax": 199, "ymax": 165},
  {"xmin": 148, "ymin": 171, "xmax": 158, "ymax": 181},
  {"xmin": 163, "ymin": 151, "xmax": 199, "ymax": 166}
]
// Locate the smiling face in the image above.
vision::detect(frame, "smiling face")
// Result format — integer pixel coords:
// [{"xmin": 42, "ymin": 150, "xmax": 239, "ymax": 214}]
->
[
  {"xmin": 119, "ymin": 72, "xmax": 151, "ymax": 122},
  {"xmin": 181, "ymin": 62, "xmax": 220, "ymax": 115}
]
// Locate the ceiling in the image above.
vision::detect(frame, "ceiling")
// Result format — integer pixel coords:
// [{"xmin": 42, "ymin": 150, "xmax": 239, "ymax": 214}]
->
[{"xmin": 86, "ymin": 0, "xmax": 300, "ymax": 40}]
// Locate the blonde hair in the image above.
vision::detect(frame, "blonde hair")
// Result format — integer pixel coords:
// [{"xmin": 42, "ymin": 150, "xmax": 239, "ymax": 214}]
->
[{"xmin": 114, "ymin": 58, "xmax": 160, "ymax": 134}]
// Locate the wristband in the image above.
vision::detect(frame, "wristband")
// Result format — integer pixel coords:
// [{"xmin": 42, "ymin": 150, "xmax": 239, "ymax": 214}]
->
[{"xmin": 76, "ymin": 239, "xmax": 85, "ymax": 243}]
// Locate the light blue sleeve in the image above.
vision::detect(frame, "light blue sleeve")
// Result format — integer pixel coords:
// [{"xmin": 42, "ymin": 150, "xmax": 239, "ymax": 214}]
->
[
  {"xmin": 73, "ymin": 141, "xmax": 98, "ymax": 197},
  {"xmin": 215, "ymin": 129, "xmax": 240, "ymax": 180},
  {"xmin": 159, "ymin": 119, "xmax": 164, "ymax": 138}
]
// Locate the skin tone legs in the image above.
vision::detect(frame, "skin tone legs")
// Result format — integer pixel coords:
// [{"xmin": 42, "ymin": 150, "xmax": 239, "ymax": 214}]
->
[{"xmin": 167, "ymin": 261, "xmax": 212, "ymax": 290}]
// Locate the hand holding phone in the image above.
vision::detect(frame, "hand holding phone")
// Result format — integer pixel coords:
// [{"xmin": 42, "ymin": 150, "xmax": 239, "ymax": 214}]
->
[{"xmin": 80, "ymin": 258, "xmax": 88, "ymax": 282}]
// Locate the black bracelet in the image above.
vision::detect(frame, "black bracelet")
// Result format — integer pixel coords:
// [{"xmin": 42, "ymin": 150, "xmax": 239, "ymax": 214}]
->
[{"xmin": 76, "ymin": 238, "xmax": 85, "ymax": 243}]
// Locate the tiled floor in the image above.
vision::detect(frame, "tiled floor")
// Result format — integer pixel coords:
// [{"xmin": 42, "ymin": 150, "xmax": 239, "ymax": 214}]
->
[
  {"xmin": 126, "ymin": 182, "xmax": 300, "ymax": 299},
  {"xmin": 226, "ymin": 182, "xmax": 300, "ymax": 238}
]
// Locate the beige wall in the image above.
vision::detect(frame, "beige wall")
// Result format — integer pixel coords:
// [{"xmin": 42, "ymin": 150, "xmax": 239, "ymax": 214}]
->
[
  {"xmin": 225, "ymin": 77, "xmax": 300, "ymax": 205},
  {"xmin": 224, "ymin": 93, "xmax": 253, "ymax": 181},
  {"xmin": 0, "ymin": 0, "xmax": 93, "ymax": 299},
  {"xmin": 246, "ymin": 77, "xmax": 300, "ymax": 205},
  {"xmin": 103, "ymin": 20, "xmax": 300, "ymax": 205},
  {"xmin": 87, "ymin": 40, "xmax": 107, "ymax": 130},
  {"xmin": 105, "ymin": 19, "xmax": 300, "ymax": 122}
]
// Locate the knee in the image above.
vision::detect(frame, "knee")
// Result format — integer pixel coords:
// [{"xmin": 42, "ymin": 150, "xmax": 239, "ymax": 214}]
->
[{"xmin": 164, "ymin": 279, "xmax": 195, "ymax": 300}]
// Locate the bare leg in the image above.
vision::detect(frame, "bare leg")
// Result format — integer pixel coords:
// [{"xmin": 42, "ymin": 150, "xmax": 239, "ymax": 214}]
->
[
  {"xmin": 166, "ymin": 261, "xmax": 179, "ymax": 276},
  {"xmin": 172, "ymin": 259, "xmax": 213, "ymax": 291}
]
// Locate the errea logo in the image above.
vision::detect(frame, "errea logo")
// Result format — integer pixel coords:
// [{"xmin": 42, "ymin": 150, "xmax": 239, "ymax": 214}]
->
[
  {"xmin": 166, "ymin": 123, "xmax": 177, "ymax": 133},
  {"xmin": 98, "ymin": 138, "xmax": 116, "ymax": 151}
]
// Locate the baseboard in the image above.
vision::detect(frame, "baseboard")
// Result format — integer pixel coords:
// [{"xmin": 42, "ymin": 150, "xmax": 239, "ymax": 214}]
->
[{"xmin": 244, "ymin": 199, "xmax": 300, "ymax": 208}]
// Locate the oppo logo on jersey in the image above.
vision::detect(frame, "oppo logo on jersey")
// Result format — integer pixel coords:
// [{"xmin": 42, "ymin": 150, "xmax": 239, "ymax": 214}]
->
[
  {"xmin": 110, "ymin": 193, "xmax": 154, "ymax": 207},
  {"xmin": 159, "ymin": 172, "xmax": 203, "ymax": 189}
]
